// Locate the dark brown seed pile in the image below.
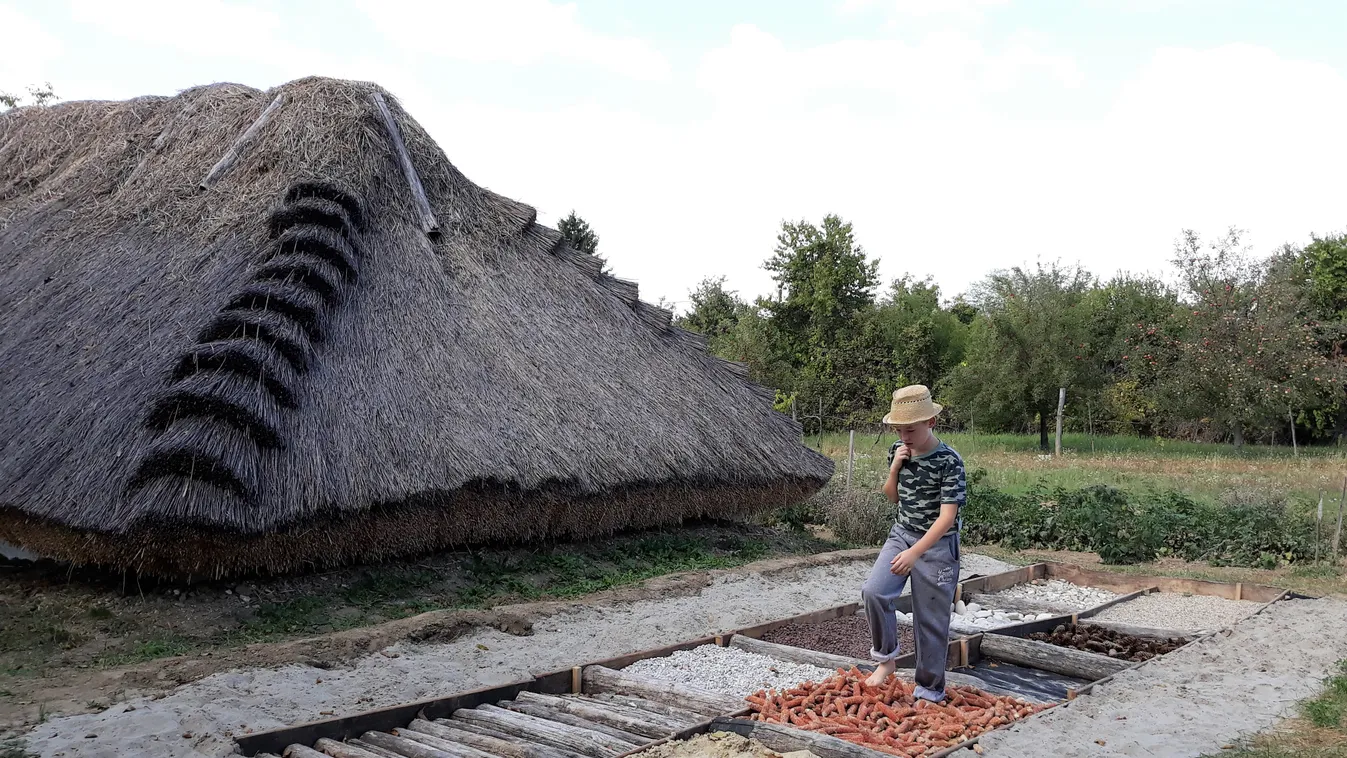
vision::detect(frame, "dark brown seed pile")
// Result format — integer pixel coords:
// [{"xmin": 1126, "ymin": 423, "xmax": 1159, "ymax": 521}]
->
[
  {"xmin": 1028, "ymin": 623, "xmax": 1189, "ymax": 662},
  {"xmin": 761, "ymin": 614, "xmax": 915, "ymax": 660}
]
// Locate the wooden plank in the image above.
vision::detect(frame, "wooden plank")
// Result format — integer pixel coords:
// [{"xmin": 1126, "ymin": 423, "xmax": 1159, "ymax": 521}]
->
[
  {"xmin": 499, "ymin": 699, "xmax": 647, "ymax": 745},
  {"xmin": 201, "ymin": 93, "xmax": 285, "ymax": 189},
  {"xmin": 979, "ymin": 633, "xmax": 1129, "ymax": 682},
  {"xmin": 958, "ymin": 565, "xmax": 1040, "ymax": 596},
  {"xmin": 1044, "ymin": 562, "xmax": 1287, "ymax": 602},
  {"xmin": 409, "ymin": 719, "xmax": 576, "ymax": 758},
  {"xmin": 519, "ymin": 692, "xmax": 685, "ymax": 737},
  {"xmin": 581, "ymin": 665, "xmax": 742, "ymax": 716},
  {"xmin": 710, "ymin": 717, "xmax": 894, "ymax": 758},
  {"xmin": 285, "ymin": 746, "xmax": 329, "ymax": 758},
  {"xmin": 237, "ymin": 678, "xmax": 542, "ymax": 756},
  {"xmin": 557, "ymin": 695, "xmax": 695, "ymax": 733},
  {"xmin": 370, "ymin": 92, "xmax": 439, "ymax": 236},
  {"xmin": 731, "ymin": 604, "xmax": 861, "ymax": 640},
  {"xmin": 396, "ymin": 727, "xmax": 516, "ymax": 758},
  {"xmin": 453, "ymin": 704, "xmax": 631, "ymax": 758},
  {"xmin": 728, "ymin": 634, "xmax": 867, "ymax": 672},
  {"xmin": 1075, "ymin": 588, "xmax": 1154, "ymax": 618},
  {"xmin": 313, "ymin": 739, "xmax": 390, "ymax": 758}
]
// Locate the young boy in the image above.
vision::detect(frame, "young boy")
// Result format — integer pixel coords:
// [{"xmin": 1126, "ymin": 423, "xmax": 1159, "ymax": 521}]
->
[{"xmin": 861, "ymin": 384, "xmax": 966, "ymax": 702}]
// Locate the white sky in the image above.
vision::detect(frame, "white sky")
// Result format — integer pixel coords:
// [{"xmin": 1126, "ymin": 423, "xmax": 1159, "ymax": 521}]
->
[{"xmin": 3, "ymin": 0, "xmax": 1346, "ymax": 310}]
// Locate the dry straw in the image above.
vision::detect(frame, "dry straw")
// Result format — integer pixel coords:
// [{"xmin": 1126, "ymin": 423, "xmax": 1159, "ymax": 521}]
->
[{"xmin": 0, "ymin": 77, "xmax": 832, "ymax": 577}]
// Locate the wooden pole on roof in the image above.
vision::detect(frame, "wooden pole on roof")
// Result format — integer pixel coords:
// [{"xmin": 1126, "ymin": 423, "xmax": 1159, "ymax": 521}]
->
[
  {"xmin": 200, "ymin": 93, "xmax": 286, "ymax": 189},
  {"xmin": 371, "ymin": 92, "xmax": 440, "ymax": 237}
]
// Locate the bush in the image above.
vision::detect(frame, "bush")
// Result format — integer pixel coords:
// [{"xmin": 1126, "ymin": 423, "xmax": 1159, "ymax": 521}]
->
[
  {"xmin": 810, "ymin": 481, "xmax": 892, "ymax": 546},
  {"xmin": 961, "ymin": 481, "xmax": 1322, "ymax": 567}
]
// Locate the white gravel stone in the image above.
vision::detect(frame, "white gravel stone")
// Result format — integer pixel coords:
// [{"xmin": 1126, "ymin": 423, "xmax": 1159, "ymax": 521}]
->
[
  {"xmin": 1090, "ymin": 592, "xmax": 1263, "ymax": 632},
  {"xmin": 973, "ymin": 580, "xmax": 1121, "ymax": 614},
  {"xmin": 621, "ymin": 644, "xmax": 837, "ymax": 698}
]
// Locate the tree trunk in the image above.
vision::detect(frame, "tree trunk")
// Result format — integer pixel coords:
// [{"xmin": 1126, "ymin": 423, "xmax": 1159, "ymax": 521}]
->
[
  {"xmin": 1039, "ymin": 410, "xmax": 1050, "ymax": 451},
  {"xmin": 1232, "ymin": 422, "xmax": 1245, "ymax": 449}
]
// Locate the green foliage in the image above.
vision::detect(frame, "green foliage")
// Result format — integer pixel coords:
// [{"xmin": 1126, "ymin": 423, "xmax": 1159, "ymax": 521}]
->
[
  {"xmin": 678, "ymin": 276, "xmax": 743, "ymax": 340},
  {"xmin": 557, "ymin": 210, "xmax": 608, "ymax": 273},
  {"xmin": 1303, "ymin": 661, "xmax": 1347, "ymax": 728},
  {"xmin": 961, "ymin": 482, "xmax": 1322, "ymax": 567},
  {"xmin": 0, "ymin": 82, "xmax": 57, "ymax": 110},
  {"xmin": 875, "ymin": 276, "xmax": 968, "ymax": 388}
]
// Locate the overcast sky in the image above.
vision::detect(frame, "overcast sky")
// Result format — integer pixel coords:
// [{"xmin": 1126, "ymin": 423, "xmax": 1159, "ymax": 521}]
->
[{"xmin": 4, "ymin": 0, "xmax": 1346, "ymax": 309}]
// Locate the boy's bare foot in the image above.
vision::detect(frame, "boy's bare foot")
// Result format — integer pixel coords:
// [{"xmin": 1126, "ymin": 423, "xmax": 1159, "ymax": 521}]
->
[{"xmin": 865, "ymin": 660, "xmax": 896, "ymax": 688}]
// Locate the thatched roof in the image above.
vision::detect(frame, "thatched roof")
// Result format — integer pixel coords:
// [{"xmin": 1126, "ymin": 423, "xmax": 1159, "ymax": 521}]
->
[{"xmin": 0, "ymin": 77, "xmax": 832, "ymax": 576}]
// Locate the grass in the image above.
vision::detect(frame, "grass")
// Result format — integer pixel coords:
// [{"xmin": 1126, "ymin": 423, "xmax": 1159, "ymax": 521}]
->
[
  {"xmin": 819, "ymin": 430, "xmax": 1345, "ymax": 510},
  {"xmin": 1201, "ymin": 661, "xmax": 1347, "ymax": 757}
]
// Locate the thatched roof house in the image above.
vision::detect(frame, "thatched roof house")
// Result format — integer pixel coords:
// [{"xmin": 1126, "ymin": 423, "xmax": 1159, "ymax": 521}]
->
[{"xmin": 0, "ymin": 77, "xmax": 832, "ymax": 576}]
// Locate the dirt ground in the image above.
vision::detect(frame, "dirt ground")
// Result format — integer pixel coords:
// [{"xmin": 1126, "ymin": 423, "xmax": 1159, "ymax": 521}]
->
[{"xmin": 0, "ymin": 522, "xmax": 836, "ymax": 724}]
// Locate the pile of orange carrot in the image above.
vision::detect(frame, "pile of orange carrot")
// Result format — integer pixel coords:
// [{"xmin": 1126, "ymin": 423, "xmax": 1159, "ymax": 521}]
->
[{"xmin": 745, "ymin": 667, "xmax": 1043, "ymax": 757}]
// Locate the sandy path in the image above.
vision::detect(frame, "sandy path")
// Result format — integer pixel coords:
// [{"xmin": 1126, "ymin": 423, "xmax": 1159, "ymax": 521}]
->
[{"xmin": 979, "ymin": 597, "xmax": 1347, "ymax": 757}]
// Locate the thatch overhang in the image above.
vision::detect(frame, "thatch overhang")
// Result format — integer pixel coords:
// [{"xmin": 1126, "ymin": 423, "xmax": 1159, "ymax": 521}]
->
[{"xmin": 0, "ymin": 77, "xmax": 833, "ymax": 576}]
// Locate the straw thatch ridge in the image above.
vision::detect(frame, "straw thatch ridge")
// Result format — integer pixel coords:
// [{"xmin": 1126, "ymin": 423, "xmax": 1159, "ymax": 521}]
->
[{"xmin": 0, "ymin": 77, "xmax": 833, "ymax": 576}]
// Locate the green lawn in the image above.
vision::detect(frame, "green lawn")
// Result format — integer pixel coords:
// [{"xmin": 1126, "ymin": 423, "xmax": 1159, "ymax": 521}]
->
[{"xmin": 817, "ymin": 431, "xmax": 1345, "ymax": 510}]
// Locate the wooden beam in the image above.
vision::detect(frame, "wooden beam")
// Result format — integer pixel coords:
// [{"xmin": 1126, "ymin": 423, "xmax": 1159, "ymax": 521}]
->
[
  {"xmin": 370, "ymin": 92, "xmax": 439, "ymax": 236},
  {"xmin": 347, "ymin": 740, "xmax": 403, "ymax": 758},
  {"xmin": 728, "ymin": 634, "xmax": 866, "ymax": 672},
  {"xmin": 583, "ymin": 694, "xmax": 708, "ymax": 726},
  {"xmin": 201, "ymin": 93, "xmax": 285, "ymax": 189},
  {"xmin": 452, "ymin": 704, "xmax": 631, "ymax": 758},
  {"xmin": 410, "ymin": 719, "xmax": 577, "ymax": 758},
  {"xmin": 284, "ymin": 745, "xmax": 329, "ymax": 758},
  {"xmin": 979, "ymin": 633, "xmax": 1129, "ymax": 681},
  {"xmin": 431, "ymin": 719, "xmax": 585, "ymax": 758},
  {"xmin": 581, "ymin": 665, "xmax": 742, "ymax": 716}
]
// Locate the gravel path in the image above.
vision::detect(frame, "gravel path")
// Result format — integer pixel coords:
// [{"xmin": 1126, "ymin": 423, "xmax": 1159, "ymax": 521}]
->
[
  {"xmin": 1090, "ymin": 592, "xmax": 1263, "ymax": 633},
  {"xmin": 622, "ymin": 644, "xmax": 837, "ymax": 697},
  {"xmin": 978, "ymin": 597, "xmax": 1347, "ymax": 757}
]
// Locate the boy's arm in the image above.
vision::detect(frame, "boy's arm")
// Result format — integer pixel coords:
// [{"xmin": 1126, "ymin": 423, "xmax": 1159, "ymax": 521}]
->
[
  {"xmin": 882, "ymin": 444, "xmax": 908, "ymax": 503},
  {"xmin": 890, "ymin": 504, "xmax": 957, "ymax": 574}
]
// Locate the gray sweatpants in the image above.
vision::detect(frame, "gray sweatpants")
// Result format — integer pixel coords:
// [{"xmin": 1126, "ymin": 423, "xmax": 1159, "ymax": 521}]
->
[{"xmin": 861, "ymin": 524, "xmax": 960, "ymax": 698}]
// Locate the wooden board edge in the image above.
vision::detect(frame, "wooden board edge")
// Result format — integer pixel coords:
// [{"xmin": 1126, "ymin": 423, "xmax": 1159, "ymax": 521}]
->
[{"xmin": 1075, "ymin": 587, "xmax": 1155, "ymax": 619}]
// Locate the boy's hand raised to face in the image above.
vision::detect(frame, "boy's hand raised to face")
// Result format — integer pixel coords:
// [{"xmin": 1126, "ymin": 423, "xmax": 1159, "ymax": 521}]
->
[{"xmin": 891, "ymin": 444, "xmax": 911, "ymax": 470}]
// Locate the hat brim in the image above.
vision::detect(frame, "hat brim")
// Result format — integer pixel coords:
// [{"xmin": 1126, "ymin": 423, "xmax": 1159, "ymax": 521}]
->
[{"xmin": 882, "ymin": 402, "xmax": 943, "ymax": 425}]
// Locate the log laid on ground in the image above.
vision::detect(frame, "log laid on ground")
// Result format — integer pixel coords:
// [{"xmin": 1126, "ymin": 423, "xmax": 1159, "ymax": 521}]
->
[
  {"xmin": 498, "ymin": 699, "xmax": 647, "ymax": 745},
  {"xmin": 518, "ymin": 692, "xmax": 682, "ymax": 738},
  {"xmin": 979, "ymin": 632, "xmax": 1130, "ymax": 681},
  {"xmin": 412, "ymin": 719, "xmax": 576, "ymax": 758},
  {"xmin": 581, "ymin": 665, "xmax": 742, "ymax": 716},
  {"xmin": 313, "ymin": 738, "xmax": 394, "ymax": 758},
  {"xmin": 434, "ymin": 717, "xmax": 589, "ymax": 758},
  {"xmin": 712, "ymin": 717, "xmax": 893, "ymax": 758},
  {"xmin": 395, "ymin": 727, "xmax": 506, "ymax": 758},
  {"xmin": 453, "ymin": 704, "xmax": 630, "ymax": 758},
  {"xmin": 349, "ymin": 739, "xmax": 409, "ymax": 758},
  {"xmin": 729, "ymin": 634, "xmax": 870, "ymax": 672},
  {"xmin": 555, "ymin": 694, "xmax": 695, "ymax": 733},
  {"xmin": 362, "ymin": 731, "xmax": 458, "ymax": 758},
  {"xmin": 285, "ymin": 746, "xmax": 331, "ymax": 758},
  {"xmin": 584, "ymin": 694, "xmax": 706, "ymax": 726}
]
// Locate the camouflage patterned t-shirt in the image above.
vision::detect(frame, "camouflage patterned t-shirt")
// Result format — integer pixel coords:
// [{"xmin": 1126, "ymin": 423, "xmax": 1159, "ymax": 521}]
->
[{"xmin": 887, "ymin": 440, "xmax": 966, "ymax": 535}]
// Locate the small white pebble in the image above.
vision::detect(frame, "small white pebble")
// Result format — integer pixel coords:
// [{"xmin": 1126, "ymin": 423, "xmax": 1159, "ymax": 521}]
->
[{"xmin": 622, "ymin": 645, "xmax": 836, "ymax": 698}]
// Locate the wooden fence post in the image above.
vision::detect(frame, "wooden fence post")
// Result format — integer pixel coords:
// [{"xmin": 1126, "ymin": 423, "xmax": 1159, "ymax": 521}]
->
[
  {"xmin": 846, "ymin": 430, "xmax": 855, "ymax": 489},
  {"xmin": 1290, "ymin": 410, "xmax": 1299, "ymax": 457},
  {"xmin": 1055, "ymin": 387, "xmax": 1066, "ymax": 457},
  {"xmin": 1335, "ymin": 476, "xmax": 1346, "ymax": 558}
]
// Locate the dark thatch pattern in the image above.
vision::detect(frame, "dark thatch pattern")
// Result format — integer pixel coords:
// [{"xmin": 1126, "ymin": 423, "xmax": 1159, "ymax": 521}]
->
[{"xmin": 0, "ymin": 77, "xmax": 833, "ymax": 576}]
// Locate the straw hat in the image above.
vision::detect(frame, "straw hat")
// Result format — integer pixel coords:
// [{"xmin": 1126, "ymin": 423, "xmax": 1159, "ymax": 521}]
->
[{"xmin": 882, "ymin": 385, "xmax": 943, "ymax": 425}]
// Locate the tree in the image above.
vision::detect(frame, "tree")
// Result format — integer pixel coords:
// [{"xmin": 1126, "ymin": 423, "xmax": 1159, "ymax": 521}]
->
[
  {"xmin": 1082, "ymin": 274, "xmax": 1181, "ymax": 434},
  {"xmin": 557, "ymin": 210, "xmax": 609, "ymax": 273},
  {"xmin": 875, "ymin": 275, "xmax": 969, "ymax": 389},
  {"xmin": 759, "ymin": 215, "xmax": 884, "ymax": 426},
  {"xmin": 0, "ymin": 82, "xmax": 57, "ymax": 110},
  {"xmin": 947, "ymin": 262, "xmax": 1100, "ymax": 449},
  {"xmin": 677, "ymin": 276, "xmax": 742, "ymax": 340},
  {"xmin": 1292, "ymin": 232, "xmax": 1347, "ymax": 440},
  {"xmin": 1163, "ymin": 229, "xmax": 1340, "ymax": 447}
]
